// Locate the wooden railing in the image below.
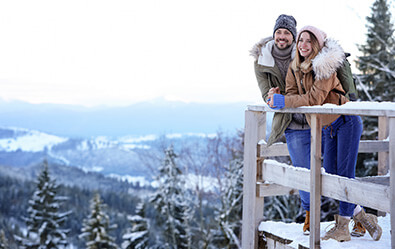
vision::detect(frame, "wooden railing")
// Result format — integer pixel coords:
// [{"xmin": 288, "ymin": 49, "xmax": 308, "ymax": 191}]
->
[{"xmin": 241, "ymin": 102, "xmax": 395, "ymax": 249}]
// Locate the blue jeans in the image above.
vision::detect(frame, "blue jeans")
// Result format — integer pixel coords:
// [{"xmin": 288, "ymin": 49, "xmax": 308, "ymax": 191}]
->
[
  {"xmin": 322, "ymin": 115, "xmax": 363, "ymax": 217},
  {"xmin": 285, "ymin": 128, "xmax": 311, "ymax": 211}
]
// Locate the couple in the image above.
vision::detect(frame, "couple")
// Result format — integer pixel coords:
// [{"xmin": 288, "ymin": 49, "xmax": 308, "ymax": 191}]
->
[{"xmin": 250, "ymin": 14, "xmax": 382, "ymax": 242}]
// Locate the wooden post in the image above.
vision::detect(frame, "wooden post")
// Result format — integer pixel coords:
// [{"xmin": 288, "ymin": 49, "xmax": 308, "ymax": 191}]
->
[
  {"xmin": 378, "ymin": 116, "xmax": 389, "ymax": 175},
  {"xmin": 389, "ymin": 117, "xmax": 395, "ymax": 249},
  {"xmin": 310, "ymin": 114, "xmax": 322, "ymax": 249},
  {"xmin": 242, "ymin": 110, "xmax": 266, "ymax": 249}
]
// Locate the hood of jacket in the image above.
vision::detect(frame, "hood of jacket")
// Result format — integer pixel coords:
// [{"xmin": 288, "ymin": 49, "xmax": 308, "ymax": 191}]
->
[
  {"xmin": 312, "ymin": 38, "xmax": 346, "ymax": 81},
  {"xmin": 250, "ymin": 37, "xmax": 272, "ymax": 61},
  {"xmin": 249, "ymin": 37, "xmax": 296, "ymax": 67},
  {"xmin": 250, "ymin": 37, "xmax": 275, "ymax": 67}
]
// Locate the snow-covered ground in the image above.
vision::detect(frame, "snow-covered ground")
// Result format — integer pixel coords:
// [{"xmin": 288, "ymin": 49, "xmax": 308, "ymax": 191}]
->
[
  {"xmin": 0, "ymin": 127, "xmax": 68, "ymax": 152},
  {"xmin": 259, "ymin": 214, "xmax": 391, "ymax": 248}
]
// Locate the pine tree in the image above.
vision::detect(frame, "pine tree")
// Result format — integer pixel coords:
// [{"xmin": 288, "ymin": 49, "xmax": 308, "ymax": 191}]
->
[
  {"xmin": 14, "ymin": 160, "xmax": 71, "ymax": 249},
  {"xmin": 0, "ymin": 230, "xmax": 8, "ymax": 249},
  {"xmin": 122, "ymin": 201, "xmax": 150, "ymax": 249},
  {"xmin": 355, "ymin": 0, "xmax": 395, "ymax": 176},
  {"xmin": 149, "ymin": 146, "xmax": 190, "ymax": 249},
  {"xmin": 79, "ymin": 193, "xmax": 119, "ymax": 249},
  {"xmin": 213, "ymin": 158, "xmax": 243, "ymax": 249},
  {"xmin": 356, "ymin": 0, "xmax": 395, "ymax": 102}
]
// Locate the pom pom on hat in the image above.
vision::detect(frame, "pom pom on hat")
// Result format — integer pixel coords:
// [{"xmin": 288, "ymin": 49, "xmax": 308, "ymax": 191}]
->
[
  {"xmin": 298, "ymin": 25, "xmax": 327, "ymax": 49},
  {"xmin": 273, "ymin": 14, "xmax": 297, "ymax": 41}
]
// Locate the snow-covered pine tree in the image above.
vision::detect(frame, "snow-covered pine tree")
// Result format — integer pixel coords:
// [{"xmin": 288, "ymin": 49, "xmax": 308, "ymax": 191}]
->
[
  {"xmin": 79, "ymin": 193, "xmax": 119, "ymax": 249},
  {"xmin": 212, "ymin": 158, "xmax": 243, "ymax": 249},
  {"xmin": 14, "ymin": 159, "xmax": 71, "ymax": 249},
  {"xmin": 122, "ymin": 201, "xmax": 150, "ymax": 249},
  {"xmin": 355, "ymin": 0, "xmax": 395, "ymax": 176},
  {"xmin": 0, "ymin": 230, "xmax": 8, "ymax": 249},
  {"xmin": 356, "ymin": 0, "xmax": 395, "ymax": 102},
  {"xmin": 149, "ymin": 146, "xmax": 190, "ymax": 249}
]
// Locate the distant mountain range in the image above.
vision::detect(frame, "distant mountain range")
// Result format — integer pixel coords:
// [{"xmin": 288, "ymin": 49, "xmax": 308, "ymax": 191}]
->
[{"xmin": 0, "ymin": 98, "xmax": 250, "ymax": 138}]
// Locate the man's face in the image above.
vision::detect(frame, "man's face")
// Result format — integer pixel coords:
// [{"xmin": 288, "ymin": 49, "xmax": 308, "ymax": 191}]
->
[{"xmin": 274, "ymin": 28, "xmax": 293, "ymax": 49}]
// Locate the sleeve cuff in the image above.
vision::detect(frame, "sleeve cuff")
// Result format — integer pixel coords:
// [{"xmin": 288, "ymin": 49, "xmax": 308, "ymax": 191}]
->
[{"xmin": 271, "ymin": 94, "xmax": 285, "ymax": 109}]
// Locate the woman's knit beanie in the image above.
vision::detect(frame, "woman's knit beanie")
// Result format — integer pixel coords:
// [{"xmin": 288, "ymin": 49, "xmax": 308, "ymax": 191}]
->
[{"xmin": 297, "ymin": 25, "xmax": 327, "ymax": 49}]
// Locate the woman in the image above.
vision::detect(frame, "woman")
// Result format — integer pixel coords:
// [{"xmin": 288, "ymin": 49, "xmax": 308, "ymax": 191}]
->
[{"xmin": 268, "ymin": 26, "xmax": 382, "ymax": 242}]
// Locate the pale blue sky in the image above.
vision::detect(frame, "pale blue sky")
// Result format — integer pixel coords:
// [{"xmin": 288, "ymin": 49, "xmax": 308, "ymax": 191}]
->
[{"xmin": 0, "ymin": 0, "xmax": 388, "ymax": 107}]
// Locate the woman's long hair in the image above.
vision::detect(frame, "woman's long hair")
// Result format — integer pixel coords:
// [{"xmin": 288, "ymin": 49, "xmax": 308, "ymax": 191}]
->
[{"xmin": 291, "ymin": 31, "xmax": 321, "ymax": 72}]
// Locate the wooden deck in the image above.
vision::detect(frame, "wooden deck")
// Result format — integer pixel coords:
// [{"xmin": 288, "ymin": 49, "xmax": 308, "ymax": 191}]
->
[
  {"xmin": 241, "ymin": 102, "xmax": 395, "ymax": 249},
  {"xmin": 258, "ymin": 215, "xmax": 392, "ymax": 248}
]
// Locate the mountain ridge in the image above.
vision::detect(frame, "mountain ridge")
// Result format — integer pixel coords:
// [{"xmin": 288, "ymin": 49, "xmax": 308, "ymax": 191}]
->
[{"xmin": 0, "ymin": 98, "xmax": 249, "ymax": 138}]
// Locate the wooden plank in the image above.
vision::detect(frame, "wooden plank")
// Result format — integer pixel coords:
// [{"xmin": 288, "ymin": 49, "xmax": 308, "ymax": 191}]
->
[
  {"xmin": 378, "ymin": 116, "xmax": 389, "ymax": 175},
  {"xmin": 261, "ymin": 161, "xmax": 310, "ymax": 192},
  {"xmin": 378, "ymin": 117, "xmax": 389, "ymax": 217},
  {"xmin": 389, "ymin": 117, "xmax": 395, "ymax": 249},
  {"xmin": 257, "ymin": 182, "xmax": 298, "ymax": 197},
  {"xmin": 359, "ymin": 140, "xmax": 389, "ymax": 153},
  {"xmin": 242, "ymin": 110, "xmax": 266, "ymax": 249},
  {"xmin": 259, "ymin": 231, "xmax": 309, "ymax": 249},
  {"xmin": 258, "ymin": 140, "xmax": 389, "ymax": 157},
  {"xmin": 358, "ymin": 176, "xmax": 389, "ymax": 185},
  {"xmin": 259, "ymin": 142, "xmax": 289, "ymax": 157},
  {"xmin": 321, "ymin": 174, "xmax": 390, "ymax": 212},
  {"xmin": 309, "ymin": 114, "xmax": 321, "ymax": 249},
  {"xmin": 261, "ymin": 161, "xmax": 391, "ymax": 212},
  {"xmin": 247, "ymin": 103, "xmax": 395, "ymax": 117},
  {"xmin": 256, "ymin": 113, "xmax": 267, "ymax": 182}
]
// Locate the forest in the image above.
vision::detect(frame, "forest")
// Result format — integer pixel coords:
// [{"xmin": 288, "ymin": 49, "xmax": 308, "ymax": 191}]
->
[{"xmin": 0, "ymin": 131, "xmax": 245, "ymax": 249}]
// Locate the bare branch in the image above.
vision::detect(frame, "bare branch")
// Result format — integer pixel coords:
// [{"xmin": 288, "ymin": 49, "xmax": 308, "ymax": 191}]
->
[
  {"xmin": 354, "ymin": 75, "xmax": 374, "ymax": 101},
  {"xmin": 366, "ymin": 59, "xmax": 395, "ymax": 78}
]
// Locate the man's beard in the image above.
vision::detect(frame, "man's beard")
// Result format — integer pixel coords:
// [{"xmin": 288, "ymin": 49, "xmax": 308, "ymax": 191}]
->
[{"xmin": 275, "ymin": 40, "xmax": 292, "ymax": 50}]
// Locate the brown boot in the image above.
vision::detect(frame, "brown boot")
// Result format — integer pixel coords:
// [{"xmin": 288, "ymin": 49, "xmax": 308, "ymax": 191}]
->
[
  {"xmin": 351, "ymin": 220, "xmax": 366, "ymax": 237},
  {"xmin": 353, "ymin": 209, "xmax": 382, "ymax": 241},
  {"xmin": 303, "ymin": 211, "xmax": 310, "ymax": 235},
  {"xmin": 321, "ymin": 215, "xmax": 351, "ymax": 242}
]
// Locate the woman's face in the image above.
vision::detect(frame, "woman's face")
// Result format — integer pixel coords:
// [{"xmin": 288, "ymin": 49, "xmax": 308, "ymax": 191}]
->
[{"xmin": 298, "ymin": 32, "xmax": 312, "ymax": 58}]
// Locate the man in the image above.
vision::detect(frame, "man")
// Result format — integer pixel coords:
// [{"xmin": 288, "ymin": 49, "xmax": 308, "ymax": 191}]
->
[
  {"xmin": 250, "ymin": 14, "xmax": 305, "ymax": 148},
  {"xmin": 250, "ymin": 14, "xmax": 367, "ymax": 237}
]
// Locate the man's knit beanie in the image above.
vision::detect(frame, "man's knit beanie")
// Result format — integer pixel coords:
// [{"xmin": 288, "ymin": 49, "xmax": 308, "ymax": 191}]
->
[{"xmin": 273, "ymin": 14, "xmax": 297, "ymax": 41}]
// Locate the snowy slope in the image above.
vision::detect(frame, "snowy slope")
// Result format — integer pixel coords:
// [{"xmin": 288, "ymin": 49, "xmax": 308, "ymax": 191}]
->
[
  {"xmin": 0, "ymin": 127, "xmax": 68, "ymax": 152},
  {"xmin": 0, "ymin": 127, "xmax": 146, "ymax": 175}
]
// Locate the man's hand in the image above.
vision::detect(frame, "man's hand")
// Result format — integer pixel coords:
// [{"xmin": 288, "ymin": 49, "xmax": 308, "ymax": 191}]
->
[
  {"xmin": 268, "ymin": 87, "xmax": 280, "ymax": 95},
  {"xmin": 267, "ymin": 87, "xmax": 280, "ymax": 107}
]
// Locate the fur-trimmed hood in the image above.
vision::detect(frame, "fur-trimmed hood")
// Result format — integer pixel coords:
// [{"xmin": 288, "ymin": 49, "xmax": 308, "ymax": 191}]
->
[
  {"xmin": 249, "ymin": 37, "xmax": 273, "ymax": 61},
  {"xmin": 312, "ymin": 38, "xmax": 346, "ymax": 80}
]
